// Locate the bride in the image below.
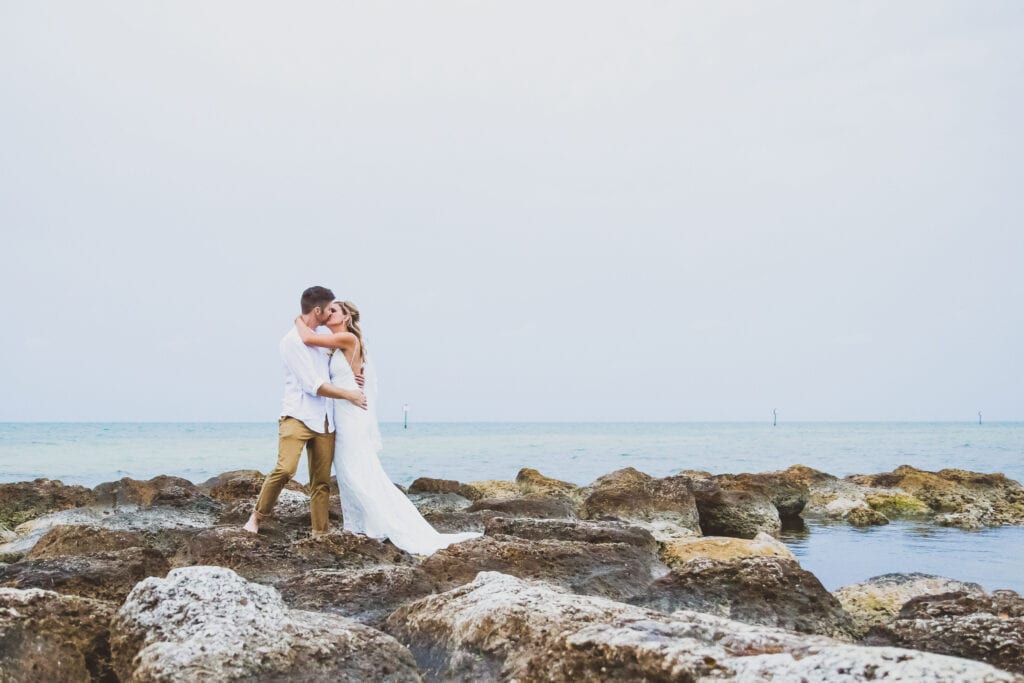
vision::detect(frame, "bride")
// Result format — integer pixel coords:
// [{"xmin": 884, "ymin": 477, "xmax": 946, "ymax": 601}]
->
[{"xmin": 294, "ymin": 301, "xmax": 480, "ymax": 555}]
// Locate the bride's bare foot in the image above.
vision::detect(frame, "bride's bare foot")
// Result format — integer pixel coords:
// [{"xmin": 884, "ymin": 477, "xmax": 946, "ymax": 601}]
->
[{"xmin": 242, "ymin": 512, "xmax": 260, "ymax": 534}]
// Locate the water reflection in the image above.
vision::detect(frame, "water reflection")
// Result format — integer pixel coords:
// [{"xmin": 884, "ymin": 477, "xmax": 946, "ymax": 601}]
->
[{"xmin": 781, "ymin": 517, "xmax": 1024, "ymax": 593}]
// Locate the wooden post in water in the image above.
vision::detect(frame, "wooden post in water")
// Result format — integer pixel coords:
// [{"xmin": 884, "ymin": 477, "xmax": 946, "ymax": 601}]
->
[
  {"xmin": 773, "ymin": 409, "xmax": 777, "ymax": 427},
  {"xmin": 978, "ymin": 411, "xmax": 982, "ymax": 425},
  {"xmin": 403, "ymin": 403, "xmax": 409, "ymax": 429}
]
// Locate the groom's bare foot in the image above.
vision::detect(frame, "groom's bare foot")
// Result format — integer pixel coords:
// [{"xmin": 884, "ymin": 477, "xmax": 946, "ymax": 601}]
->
[{"xmin": 243, "ymin": 512, "xmax": 260, "ymax": 534}]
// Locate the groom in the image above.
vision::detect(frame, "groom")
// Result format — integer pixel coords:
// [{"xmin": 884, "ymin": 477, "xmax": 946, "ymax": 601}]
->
[{"xmin": 243, "ymin": 285, "xmax": 367, "ymax": 536}]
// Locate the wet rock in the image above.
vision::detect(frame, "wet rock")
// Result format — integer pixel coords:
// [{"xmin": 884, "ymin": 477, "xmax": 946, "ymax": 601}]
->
[
  {"xmin": 408, "ymin": 477, "xmax": 462, "ymax": 494},
  {"xmin": 687, "ymin": 470, "xmax": 810, "ymax": 520},
  {"xmin": 579, "ymin": 468, "xmax": 701, "ymax": 539},
  {"xmin": 659, "ymin": 532, "xmax": 795, "ymax": 570},
  {"xmin": 457, "ymin": 479, "xmax": 523, "ymax": 501},
  {"xmin": 0, "ymin": 479, "xmax": 95, "ymax": 528},
  {"xmin": 466, "ymin": 496, "xmax": 576, "ymax": 519},
  {"xmin": 0, "ymin": 587, "xmax": 116, "ymax": 682},
  {"xmin": 93, "ymin": 475, "xmax": 219, "ymax": 511},
  {"xmin": 174, "ymin": 528, "xmax": 414, "ymax": 584},
  {"xmin": 111, "ymin": 566, "xmax": 421, "ymax": 682},
  {"xmin": 867, "ymin": 589, "xmax": 1024, "ymax": 674},
  {"xmin": 834, "ymin": 573, "xmax": 986, "ymax": 638},
  {"xmin": 849, "ymin": 465, "xmax": 1024, "ymax": 527},
  {"xmin": 635, "ymin": 556, "xmax": 857, "ymax": 639},
  {"xmin": 278, "ymin": 565, "xmax": 440, "ymax": 628},
  {"xmin": 387, "ymin": 571, "xmax": 1019, "ymax": 682},
  {"xmin": 419, "ymin": 535, "xmax": 666, "ymax": 602},
  {"xmin": 484, "ymin": 517, "xmax": 658, "ymax": 553},
  {"xmin": 200, "ymin": 469, "xmax": 306, "ymax": 502},
  {"xmin": 847, "ymin": 505, "xmax": 890, "ymax": 526},
  {"xmin": 408, "ymin": 492, "xmax": 472, "ymax": 516},
  {"xmin": 0, "ymin": 547, "xmax": 170, "ymax": 603}
]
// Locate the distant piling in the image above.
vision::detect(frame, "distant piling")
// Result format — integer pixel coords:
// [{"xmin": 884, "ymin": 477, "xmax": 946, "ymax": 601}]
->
[
  {"xmin": 403, "ymin": 403, "xmax": 409, "ymax": 429},
  {"xmin": 979, "ymin": 411, "xmax": 982, "ymax": 425},
  {"xmin": 773, "ymin": 409, "xmax": 778, "ymax": 427}
]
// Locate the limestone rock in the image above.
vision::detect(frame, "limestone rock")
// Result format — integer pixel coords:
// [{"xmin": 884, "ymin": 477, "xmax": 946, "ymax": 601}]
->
[
  {"xmin": 867, "ymin": 589, "xmax": 1024, "ymax": 674},
  {"xmin": 834, "ymin": 573, "xmax": 987, "ymax": 638},
  {"xmin": 660, "ymin": 532, "xmax": 795, "ymax": 569},
  {"xmin": 200, "ymin": 469, "xmax": 306, "ymax": 502},
  {"xmin": 0, "ymin": 546, "xmax": 170, "ymax": 603},
  {"xmin": 515, "ymin": 468, "xmax": 579, "ymax": 497},
  {"xmin": 484, "ymin": 517, "xmax": 658, "ymax": 553},
  {"xmin": 408, "ymin": 492, "xmax": 472, "ymax": 516},
  {"xmin": 847, "ymin": 505, "xmax": 890, "ymax": 526},
  {"xmin": 278, "ymin": 565, "xmax": 440, "ymax": 628},
  {"xmin": 636, "ymin": 556, "xmax": 857, "ymax": 639},
  {"xmin": 466, "ymin": 496, "xmax": 576, "ymax": 519},
  {"xmin": 422, "ymin": 509, "xmax": 501, "ymax": 533},
  {"xmin": 111, "ymin": 566, "xmax": 421, "ymax": 682},
  {"xmin": 0, "ymin": 504, "xmax": 216, "ymax": 562},
  {"xmin": 386, "ymin": 571, "xmax": 1020, "ymax": 682},
  {"xmin": 408, "ymin": 477, "xmax": 462, "ymax": 494},
  {"xmin": 849, "ymin": 465, "xmax": 1024, "ymax": 528},
  {"xmin": 0, "ymin": 587, "xmax": 116, "ymax": 682},
  {"xmin": 25, "ymin": 524, "xmax": 193, "ymax": 560},
  {"xmin": 457, "ymin": 479, "xmax": 523, "ymax": 501},
  {"xmin": 686, "ymin": 474, "xmax": 782, "ymax": 538},
  {"xmin": 579, "ymin": 468, "xmax": 701, "ymax": 536},
  {"xmin": 0, "ymin": 479, "xmax": 95, "ymax": 528},
  {"xmin": 419, "ymin": 534, "xmax": 666, "ymax": 602},
  {"xmin": 93, "ymin": 475, "xmax": 217, "ymax": 511},
  {"xmin": 173, "ymin": 528, "xmax": 414, "ymax": 584}
]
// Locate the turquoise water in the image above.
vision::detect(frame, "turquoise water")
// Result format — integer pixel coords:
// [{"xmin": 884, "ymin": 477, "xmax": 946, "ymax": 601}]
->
[{"xmin": 1, "ymin": 421, "xmax": 1022, "ymax": 592}]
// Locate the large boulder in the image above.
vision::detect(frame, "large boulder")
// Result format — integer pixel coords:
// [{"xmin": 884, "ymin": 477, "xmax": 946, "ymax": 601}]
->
[
  {"xmin": 419, "ymin": 535, "xmax": 666, "ymax": 602},
  {"xmin": 848, "ymin": 466, "xmax": 1024, "ymax": 528},
  {"xmin": 200, "ymin": 469, "xmax": 306, "ymax": 503},
  {"xmin": 635, "ymin": 556, "xmax": 857, "ymax": 639},
  {"xmin": 867, "ymin": 589, "xmax": 1024, "ymax": 674},
  {"xmin": 26, "ymin": 524, "xmax": 194, "ymax": 560},
  {"xmin": 484, "ymin": 517, "xmax": 658, "ymax": 553},
  {"xmin": 93, "ymin": 475, "xmax": 217, "ymax": 511},
  {"xmin": 0, "ymin": 479, "xmax": 95, "ymax": 528},
  {"xmin": 579, "ymin": 468, "xmax": 701, "ymax": 540},
  {"xmin": 659, "ymin": 532, "xmax": 794, "ymax": 570},
  {"xmin": 0, "ymin": 504, "xmax": 217, "ymax": 563},
  {"xmin": 0, "ymin": 546, "xmax": 170, "ymax": 603},
  {"xmin": 0, "ymin": 587, "xmax": 116, "ymax": 682},
  {"xmin": 386, "ymin": 571, "xmax": 1020, "ymax": 682},
  {"xmin": 834, "ymin": 573, "xmax": 986, "ymax": 638},
  {"xmin": 407, "ymin": 477, "xmax": 462, "ymax": 495},
  {"xmin": 174, "ymin": 528, "xmax": 414, "ymax": 584},
  {"xmin": 466, "ymin": 497, "xmax": 576, "ymax": 519},
  {"xmin": 110, "ymin": 566, "xmax": 421, "ymax": 682},
  {"xmin": 278, "ymin": 565, "xmax": 440, "ymax": 628},
  {"xmin": 515, "ymin": 468, "xmax": 580, "ymax": 498},
  {"xmin": 686, "ymin": 474, "xmax": 782, "ymax": 538}
]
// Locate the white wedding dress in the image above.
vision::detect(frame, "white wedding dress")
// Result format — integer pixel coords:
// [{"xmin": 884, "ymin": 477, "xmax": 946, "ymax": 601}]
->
[{"xmin": 329, "ymin": 350, "xmax": 480, "ymax": 555}]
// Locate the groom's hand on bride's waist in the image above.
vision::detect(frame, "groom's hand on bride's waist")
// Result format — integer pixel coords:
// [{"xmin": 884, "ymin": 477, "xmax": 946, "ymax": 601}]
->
[{"xmin": 316, "ymin": 384, "xmax": 368, "ymax": 410}]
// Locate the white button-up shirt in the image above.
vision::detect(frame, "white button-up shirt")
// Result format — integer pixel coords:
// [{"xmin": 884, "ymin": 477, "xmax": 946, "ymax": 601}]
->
[{"xmin": 279, "ymin": 327, "xmax": 334, "ymax": 433}]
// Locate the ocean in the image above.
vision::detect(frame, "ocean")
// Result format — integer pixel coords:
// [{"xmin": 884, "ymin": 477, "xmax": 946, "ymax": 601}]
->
[{"xmin": 2, "ymin": 421, "xmax": 1022, "ymax": 592}]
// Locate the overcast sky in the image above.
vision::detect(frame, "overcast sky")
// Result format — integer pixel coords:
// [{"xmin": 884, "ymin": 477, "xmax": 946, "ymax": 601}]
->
[{"xmin": 1, "ymin": 2, "xmax": 1021, "ymax": 422}]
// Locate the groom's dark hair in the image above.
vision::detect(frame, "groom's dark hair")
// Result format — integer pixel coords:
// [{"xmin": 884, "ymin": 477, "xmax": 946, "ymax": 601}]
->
[{"xmin": 300, "ymin": 286, "xmax": 335, "ymax": 314}]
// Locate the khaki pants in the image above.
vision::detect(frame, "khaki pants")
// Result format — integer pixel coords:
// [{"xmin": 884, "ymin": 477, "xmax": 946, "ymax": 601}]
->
[{"xmin": 255, "ymin": 416, "xmax": 335, "ymax": 534}]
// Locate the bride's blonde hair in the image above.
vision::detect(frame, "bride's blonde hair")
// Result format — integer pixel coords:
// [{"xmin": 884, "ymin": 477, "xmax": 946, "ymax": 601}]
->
[{"xmin": 336, "ymin": 300, "xmax": 366, "ymax": 364}]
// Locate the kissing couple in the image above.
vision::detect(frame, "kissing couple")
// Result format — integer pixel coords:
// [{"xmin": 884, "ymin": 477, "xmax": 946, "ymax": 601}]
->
[{"xmin": 243, "ymin": 286, "xmax": 479, "ymax": 555}]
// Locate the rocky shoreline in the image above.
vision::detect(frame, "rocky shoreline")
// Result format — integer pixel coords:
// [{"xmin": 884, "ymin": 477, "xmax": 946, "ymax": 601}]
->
[{"xmin": 1, "ymin": 464, "xmax": 1023, "ymax": 681}]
